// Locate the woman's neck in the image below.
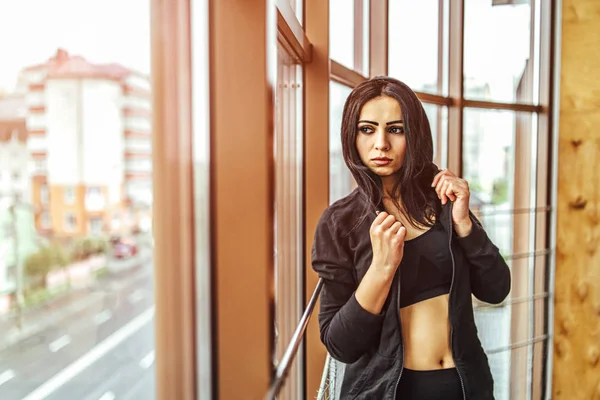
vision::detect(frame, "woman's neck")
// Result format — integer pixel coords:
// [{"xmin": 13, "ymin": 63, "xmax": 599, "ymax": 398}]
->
[{"xmin": 381, "ymin": 176, "xmax": 397, "ymax": 199}]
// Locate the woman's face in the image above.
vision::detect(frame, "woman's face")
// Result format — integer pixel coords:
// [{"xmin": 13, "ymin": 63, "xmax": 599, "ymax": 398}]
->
[{"xmin": 355, "ymin": 95, "xmax": 406, "ymax": 178}]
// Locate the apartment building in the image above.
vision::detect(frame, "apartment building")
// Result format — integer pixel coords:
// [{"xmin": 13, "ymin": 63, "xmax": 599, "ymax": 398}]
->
[{"xmin": 18, "ymin": 49, "xmax": 152, "ymax": 238}]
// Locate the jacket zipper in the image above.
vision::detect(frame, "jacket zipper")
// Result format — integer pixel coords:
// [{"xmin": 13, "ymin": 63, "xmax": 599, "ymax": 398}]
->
[
  {"xmin": 392, "ymin": 269, "xmax": 404, "ymax": 399},
  {"xmin": 448, "ymin": 209, "xmax": 467, "ymax": 400}
]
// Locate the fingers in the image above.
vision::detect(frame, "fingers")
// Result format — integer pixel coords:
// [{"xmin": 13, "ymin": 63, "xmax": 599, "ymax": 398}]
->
[
  {"xmin": 434, "ymin": 171, "xmax": 469, "ymax": 205},
  {"xmin": 445, "ymin": 182, "xmax": 457, "ymax": 202},
  {"xmin": 390, "ymin": 221, "xmax": 403, "ymax": 235},
  {"xmin": 395, "ymin": 225, "xmax": 407, "ymax": 242},
  {"xmin": 380, "ymin": 214, "xmax": 397, "ymax": 231},
  {"xmin": 435, "ymin": 176, "xmax": 450, "ymax": 204},
  {"xmin": 431, "ymin": 169, "xmax": 456, "ymax": 187},
  {"xmin": 372, "ymin": 212, "xmax": 403, "ymax": 234}
]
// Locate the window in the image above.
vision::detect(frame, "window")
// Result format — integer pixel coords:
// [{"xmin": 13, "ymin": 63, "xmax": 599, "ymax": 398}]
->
[
  {"xmin": 463, "ymin": 109, "xmax": 545, "ymax": 400},
  {"xmin": 85, "ymin": 186, "xmax": 105, "ymax": 211},
  {"xmin": 463, "ymin": 0, "xmax": 533, "ymax": 103},
  {"xmin": 329, "ymin": 0, "xmax": 370, "ymax": 75},
  {"xmin": 422, "ymin": 103, "xmax": 448, "ymax": 168},
  {"xmin": 64, "ymin": 186, "xmax": 75, "ymax": 204},
  {"xmin": 389, "ymin": 0, "xmax": 442, "ymax": 94},
  {"xmin": 89, "ymin": 217, "xmax": 103, "ymax": 235},
  {"xmin": 40, "ymin": 184, "xmax": 49, "ymax": 205},
  {"xmin": 329, "ymin": 0, "xmax": 355, "ymax": 69},
  {"xmin": 385, "ymin": 2, "xmax": 553, "ymax": 398},
  {"xmin": 41, "ymin": 211, "xmax": 51, "ymax": 228},
  {"xmin": 0, "ymin": 1, "xmax": 156, "ymax": 399},
  {"xmin": 272, "ymin": 43, "xmax": 304, "ymax": 399},
  {"xmin": 64, "ymin": 213, "xmax": 77, "ymax": 231},
  {"xmin": 329, "ymin": 81, "xmax": 354, "ymax": 203},
  {"xmin": 34, "ymin": 159, "xmax": 47, "ymax": 175}
]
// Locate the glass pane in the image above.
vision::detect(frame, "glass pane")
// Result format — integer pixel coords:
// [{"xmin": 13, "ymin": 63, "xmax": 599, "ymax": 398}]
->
[
  {"xmin": 389, "ymin": 0, "xmax": 440, "ymax": 93},
  {"xmin": 421, "ymin": 103, "xmax": 448, "ymax": 169},
  {"xmin": 475, "ymin": 296, "xmax": 548, "ymax": 400},
  {"xmin": 273, "ymin": 44, "xmax": 303, "ymax": 399},
  {"xmin": 289, "ymin": 0, "xmax": 303, "ymax": 25},
  {"xmin": 485, "ymin": 345, "xmax": 530, "ymax": 400},
  {"xmin": 0, "ymin": 2, "xmax": 155, "ymax": 399},
  {"xmin": 463, "ymin": 109, "xmax": 516, "ymax": 256},
  {"xmin": 329, "ymin": 81, "xmax": 354, "ymax": 204},
  {"xmin": 475, "ymin": 306, "xmax": 512, "ymax": 400},
  {"xmin": 191, "ymin": 0, "xmax": 212, "ymax": 395},
  {"xmin": 464, "ymin": 0, "xmax": 532, "ymax": 102},
  {"xmin": 362, "ymin": 0, "xmax": 370, "ymax": 77},
  {"xmin": 330, "ymin": 0, "xmax": 355, "ymax": 69}
]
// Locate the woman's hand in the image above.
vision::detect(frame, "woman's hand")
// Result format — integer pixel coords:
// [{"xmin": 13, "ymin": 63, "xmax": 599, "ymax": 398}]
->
[
  {"xmin": 432, "ymin": 169, "xmax": 473, "ymax": 236},
  {"xmin": 369, "ymin": 211, "xmax": 407, "ymax": 275}
]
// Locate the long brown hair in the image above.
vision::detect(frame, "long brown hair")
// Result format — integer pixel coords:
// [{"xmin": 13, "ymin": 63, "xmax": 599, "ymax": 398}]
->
[{"xmin": 340, "ymin": 76, "xmax": 440, "ymax": 228}]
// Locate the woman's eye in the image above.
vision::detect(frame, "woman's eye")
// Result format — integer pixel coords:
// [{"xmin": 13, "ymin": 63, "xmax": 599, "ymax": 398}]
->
[
  {"xmin": 389, "ymin": 126, "xmax": 405, "ymax": 134},
  {"xmin": 359, "ymin": 126, "xmax": 373, "ymax": 134}
]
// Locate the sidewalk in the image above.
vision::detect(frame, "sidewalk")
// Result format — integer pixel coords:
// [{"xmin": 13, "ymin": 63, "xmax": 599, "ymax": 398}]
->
[{"xmin": 0, "ymin": 264, "xmax": 152, "ymax": 352}]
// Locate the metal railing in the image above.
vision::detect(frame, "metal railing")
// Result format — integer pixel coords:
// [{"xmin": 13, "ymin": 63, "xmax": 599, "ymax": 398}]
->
[{"xmin": 265, "ymin": 279, "xmax": 324, "ymax": 400}]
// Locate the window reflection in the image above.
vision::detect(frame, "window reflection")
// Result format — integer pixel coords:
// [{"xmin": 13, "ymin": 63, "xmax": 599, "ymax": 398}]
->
[{"xmin": 0, "ymin": 1, "xmax": 155, "ymax": 399}]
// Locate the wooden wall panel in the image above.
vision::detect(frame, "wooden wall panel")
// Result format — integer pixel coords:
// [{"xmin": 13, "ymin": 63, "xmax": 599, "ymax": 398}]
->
[{"xmin": 554, "ymin": 0, "xmax": 600, "ymax": 398}]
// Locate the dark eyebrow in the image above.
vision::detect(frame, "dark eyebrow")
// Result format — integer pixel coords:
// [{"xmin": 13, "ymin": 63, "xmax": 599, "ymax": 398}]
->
[
  {"xmin": 357, "ymin": 119, "xmax": 404, "ymax": 126},
  {"xmin": 358, "ymin": 120, "xmax": 378, "ymax": 126}
]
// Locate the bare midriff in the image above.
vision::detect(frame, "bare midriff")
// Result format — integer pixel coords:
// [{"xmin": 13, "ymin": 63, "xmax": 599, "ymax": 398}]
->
[{"xmin": 399, "ymin": 293, "xmax": 455, "ymax": 370}]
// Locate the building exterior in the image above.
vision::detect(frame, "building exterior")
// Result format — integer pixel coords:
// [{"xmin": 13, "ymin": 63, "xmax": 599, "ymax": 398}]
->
[
  {"xmin": 17, "ymin": 49, "xmax": 152, "ymax": 238},
  {"xmin": 0, "ymin": 95, "xmax": 36, "ymax": 298}
]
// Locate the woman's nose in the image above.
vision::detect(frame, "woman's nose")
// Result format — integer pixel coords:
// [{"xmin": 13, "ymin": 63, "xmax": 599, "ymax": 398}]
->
[{"xmin": 374, "ymin": 132, "xmax": 390, "ymax": 151}]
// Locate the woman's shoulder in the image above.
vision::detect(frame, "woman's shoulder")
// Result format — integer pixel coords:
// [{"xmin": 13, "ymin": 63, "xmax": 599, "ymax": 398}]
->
[{"xmin": 317, "ymin": 188, "xmax": 370, "ymax": 237}]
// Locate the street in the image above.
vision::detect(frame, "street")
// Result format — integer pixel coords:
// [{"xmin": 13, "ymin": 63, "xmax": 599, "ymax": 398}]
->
[{"xmin": 0, "ymin": 258, "xmax": 156, "ymax": 400}]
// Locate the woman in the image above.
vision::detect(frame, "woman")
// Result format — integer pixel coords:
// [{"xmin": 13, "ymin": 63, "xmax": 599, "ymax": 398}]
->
[{"xmin": 312, "ymin": 76, "xmax": 510, "ymax": 400}]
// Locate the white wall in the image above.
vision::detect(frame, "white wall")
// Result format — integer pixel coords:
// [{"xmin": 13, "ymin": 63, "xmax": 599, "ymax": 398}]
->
[
  {"xmin": 45, "ymin": 79, "xmax": 81, "ymax": 184},
  {"xmin": 45, "ymin": 78, "xmax": 125, "ymax": 199},
  {"xmin": 81, "ymin": 79, "xmax": 124, "ymax": 190}
]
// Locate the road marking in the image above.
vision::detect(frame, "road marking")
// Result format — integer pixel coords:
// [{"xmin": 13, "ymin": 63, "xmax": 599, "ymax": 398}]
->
[
  {"xmin": 49, "ymin": 335, "xmax": 71, "ymax": 352},
  {"xmin": 128, "ymin": 290, "xmax": 144, "ymax": 304},
  {"xmin": 98, "ymin": 392, "xmax": 115, "ymax": 400},
  {"xmin": 139, "ymin": 350, "xmax": 155, "ymax": 369},
  {"xmin": 94, "ymin": 310, "xmax": 113, "ymax": 325},
  {"xmin": 0, "ymin": 369, "xmax": 15, "ymax": 387},
  {"xmin": 22, "ymin": 307, "xmax": 155, "ymax": 400}
]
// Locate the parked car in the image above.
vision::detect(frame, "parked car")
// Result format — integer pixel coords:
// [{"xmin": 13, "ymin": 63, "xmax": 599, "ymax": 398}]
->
[{"xmin": 110, "ymin": 237, "xmax": 138, "ymax": 259}]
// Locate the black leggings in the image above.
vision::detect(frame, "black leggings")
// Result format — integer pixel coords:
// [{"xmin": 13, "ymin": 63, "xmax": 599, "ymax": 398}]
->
[{"xmin": 396, "ymin": 367, "xmax": 464, "ymax": 400}]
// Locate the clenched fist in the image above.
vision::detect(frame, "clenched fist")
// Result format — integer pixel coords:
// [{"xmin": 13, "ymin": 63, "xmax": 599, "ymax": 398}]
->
[{"xmin": 369, "ymin": 211, "xmax": 407, "ymax": 274}]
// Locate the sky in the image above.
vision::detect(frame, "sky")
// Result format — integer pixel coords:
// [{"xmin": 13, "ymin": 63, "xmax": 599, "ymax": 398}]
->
[{"xmin": 0, "ymin": 0, "xmax": 151, "ymax": 92}]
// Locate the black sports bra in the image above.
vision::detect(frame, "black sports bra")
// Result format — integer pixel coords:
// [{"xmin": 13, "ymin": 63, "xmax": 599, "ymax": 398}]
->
[{"xmin": 399, "ymin": 220, "xmax": 453, "ymax": 308}]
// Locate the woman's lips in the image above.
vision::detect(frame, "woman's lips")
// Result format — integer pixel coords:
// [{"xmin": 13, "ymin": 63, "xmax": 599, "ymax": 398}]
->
[{"xmin": 372, "ymin": 158, "xmax": 392, "ymax": 166}]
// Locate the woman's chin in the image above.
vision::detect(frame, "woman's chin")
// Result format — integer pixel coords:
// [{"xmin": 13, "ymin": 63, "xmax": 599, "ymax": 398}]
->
[{"xmin": 370, "ymin": 166, "xmax": 399, "ymax": 177}]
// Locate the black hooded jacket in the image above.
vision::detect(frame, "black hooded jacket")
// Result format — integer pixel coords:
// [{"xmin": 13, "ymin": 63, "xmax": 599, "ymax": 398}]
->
[{"xmin": 311, "ymin": 188, "xmax": 511, "ymax": 399}]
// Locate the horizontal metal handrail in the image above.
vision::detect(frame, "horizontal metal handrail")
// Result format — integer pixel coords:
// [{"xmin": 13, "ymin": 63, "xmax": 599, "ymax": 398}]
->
[{"xmin": 265, "ymin": 278, "xmax": 324, "ymax": 400}]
